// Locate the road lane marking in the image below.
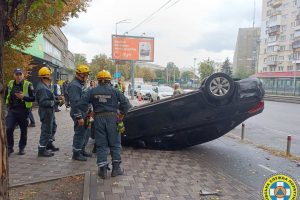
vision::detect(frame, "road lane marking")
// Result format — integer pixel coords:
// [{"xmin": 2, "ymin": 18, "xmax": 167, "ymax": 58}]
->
[{"xmin": 258, "ymin": 164, "xmax": 277, "ymax": 173}]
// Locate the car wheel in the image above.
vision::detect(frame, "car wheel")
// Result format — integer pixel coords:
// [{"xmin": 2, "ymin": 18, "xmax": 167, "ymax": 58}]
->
[
  {"xmin": 157, "ymin": 97, "xmax": 160, "ymax": 101},
  {"xmin": 204, "ymin": 73, "xmax": 235, "ymax": 100}
]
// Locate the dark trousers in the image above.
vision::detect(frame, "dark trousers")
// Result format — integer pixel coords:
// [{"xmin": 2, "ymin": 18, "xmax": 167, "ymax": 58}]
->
[
  {"xmin": 28, "ymin": 110, "xmax": 35, "ymax": 124},
  {"xmin": 72, "ymin": 118, "xmax": 88, "ymax": 152},
  {"xmin": 64, "ymin": 94, "xmax": 70, "ymax": 107},
  {"xmin": 94, "ymin": 115, "xmax": 121, "ymax": 167},
  {"xmin": 6, "ymin": 109, "xmax": 29, "ymax": 150},
  {"xmin": 38, "ymin": 108, "xmax": 55, "ymax": 149}
]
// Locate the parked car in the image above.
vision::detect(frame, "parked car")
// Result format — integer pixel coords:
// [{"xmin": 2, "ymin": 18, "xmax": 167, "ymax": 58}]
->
[
  {"xmin": 136, "ymin": 84, "xmax": 158, "ymax": 100},
  {"xmin": 122, "ymin": 73, "xmax": 265, "ymax": 150},
  {"xmin": 154, "ymin": 85, "xmax": 174, "ymax": 100}
]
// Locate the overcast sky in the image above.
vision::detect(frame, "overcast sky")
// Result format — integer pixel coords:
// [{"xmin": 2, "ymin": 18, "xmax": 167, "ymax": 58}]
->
[{"xmin": 62, "ymin": 0, "xmax": 262, "ymax": 68}]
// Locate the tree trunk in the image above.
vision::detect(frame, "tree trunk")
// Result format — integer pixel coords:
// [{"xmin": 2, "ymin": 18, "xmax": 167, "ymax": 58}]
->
[{"xmin": 0, "ymin": 1, "xmax": 9, "ymax": 199}]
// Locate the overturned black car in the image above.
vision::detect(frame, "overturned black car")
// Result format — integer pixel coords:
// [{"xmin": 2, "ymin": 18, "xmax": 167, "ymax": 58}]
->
[{"xmin": 122, "ymin": 73, "xmax": 265, "ymax": 150}]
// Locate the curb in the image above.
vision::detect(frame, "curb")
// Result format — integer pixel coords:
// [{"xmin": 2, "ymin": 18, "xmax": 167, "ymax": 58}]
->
[{"xmin": 83, "ymin": 171, "xmax": 91, "ymax": 200}]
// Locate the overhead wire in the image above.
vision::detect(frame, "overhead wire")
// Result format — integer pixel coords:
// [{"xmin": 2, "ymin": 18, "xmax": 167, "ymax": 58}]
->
[
  {"xmin": 124, "ymin": 0, "xmax": 175, "ymax": 34},
  {"xmin": 165, "ymin": 0, "xmax": 181, "ymax": 10}
]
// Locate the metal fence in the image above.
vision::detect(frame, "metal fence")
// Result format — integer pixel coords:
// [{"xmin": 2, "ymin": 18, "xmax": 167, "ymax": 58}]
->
[{"xmin": 260, "ymin": 78, "xmax": 300, "ymax": 96}]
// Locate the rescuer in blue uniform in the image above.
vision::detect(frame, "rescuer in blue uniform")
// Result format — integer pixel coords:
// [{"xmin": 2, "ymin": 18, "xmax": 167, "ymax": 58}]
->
[
  {"xmin": 5, "ymin": 68, "xmax": 35, "ymax": 156},
  {"xmin": 36, "ymin": 67, "xmax": 63, "ymax": 157},
  {"xmin": 80, "ymin": 70, "xmax": 129, "ymax": 179},
  {"xmin": 68, "ymin": 64, "xmax": 92, "ymax": 161}
]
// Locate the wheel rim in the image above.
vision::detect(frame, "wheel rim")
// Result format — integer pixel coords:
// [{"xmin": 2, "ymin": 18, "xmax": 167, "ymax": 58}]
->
[{"xmin": 209, "ymin": 77, "xmax": 230, "ymax": 96}]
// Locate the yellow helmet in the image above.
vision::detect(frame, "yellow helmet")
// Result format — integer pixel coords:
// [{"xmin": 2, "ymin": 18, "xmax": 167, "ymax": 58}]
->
[
  {"xmin": 38, "ymin": 67, "xmax": 51, "ymax": 78},
  {"xmin": 97, "ymin": 70, "xmax": 112, "ymax": 80},
  {"xmin": 76, "ymin": 64, "xmax": 90, "ymax": 74}
]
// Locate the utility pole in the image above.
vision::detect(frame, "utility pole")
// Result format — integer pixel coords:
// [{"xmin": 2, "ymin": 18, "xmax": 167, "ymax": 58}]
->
[
  {"xmin": 193, "ymin": 58, "xmax": 196, "ymax": 88},
  {"xmin": 173, "ymin": 67, "xmax": 175, "ymax": 83},
  {"xmin": 131, "ymin": 60, "xmax": 135, "ymax": 100}
]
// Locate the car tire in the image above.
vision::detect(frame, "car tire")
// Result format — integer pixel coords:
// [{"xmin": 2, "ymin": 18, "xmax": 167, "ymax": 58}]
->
[
  {"xmin": 157, "ymin": 97, "xmax": 160, "ymax": 101},
  {"xmin": 204, "ymin": 73, "xmax": 235, "ymax": 100}
]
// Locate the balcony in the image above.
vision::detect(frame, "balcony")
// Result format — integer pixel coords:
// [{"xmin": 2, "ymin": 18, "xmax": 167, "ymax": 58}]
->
[
  {"xmin": 270, "ymin": 10, "xmax": 282, "ymax": 16},
  {"xmin": 292, "ymin": 40, "xmax": 300, "ymax": 49},
  {"xmin": 295, "ymin": 19, "xmax": 300, "ymax": 31},
  {"xmin": 266, "ymin": 61, "xmax": 278, "ymax": 66},
  {"xmin": 269, "ymin": 0, "xmax": 282, "ymax": 8},
  {"xmin": 268, "ymin": 25, "xmax": 280, "ymax": 35},
  {"xmin": 293, "ymin": 59, "xmax": 300, "ymax": 64}
]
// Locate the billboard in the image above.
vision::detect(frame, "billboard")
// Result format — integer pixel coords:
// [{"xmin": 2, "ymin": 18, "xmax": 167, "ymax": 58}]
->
[{"xmin": 112, "ymin": 35, "xmax": 154, "ymax": 62}]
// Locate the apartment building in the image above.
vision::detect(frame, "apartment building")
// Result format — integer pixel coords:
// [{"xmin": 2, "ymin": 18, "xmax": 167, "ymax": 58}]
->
[
  {"xmin": 233, "ymin": 28, "xmax": 260, "ymax": 76},
  {"xmin": 257, "ymin": 0, "xmax": 300, "ymax": 95}
]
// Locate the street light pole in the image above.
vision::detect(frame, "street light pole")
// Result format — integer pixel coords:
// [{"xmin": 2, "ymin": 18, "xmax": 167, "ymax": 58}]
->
[
  {"xmin": 193, "ymin": 58, "xmax": 196, "ymax": 88},
  {"xmin": 115, "ymin": 19, "xmax": 131, "ymax": 82}
]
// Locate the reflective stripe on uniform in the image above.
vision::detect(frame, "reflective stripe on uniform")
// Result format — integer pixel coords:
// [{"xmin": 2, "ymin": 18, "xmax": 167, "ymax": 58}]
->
[
  {"xmin": 97, "ymin": 161, "xmax": 108, "ymax": 167},
  {"xmin": 6, "ymin": 80, "xmax": 33, "ymax": 108}
]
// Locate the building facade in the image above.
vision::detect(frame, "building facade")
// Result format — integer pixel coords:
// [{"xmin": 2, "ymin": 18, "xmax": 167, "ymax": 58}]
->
[
  {"xmin": 22, "ymin": 26, "xmax": 75, "ymax": 87},
  {"xmin": 257, "ymin": 0, "xmax": 300, "ymax": 96},
  {"xmin": 233, "ymin": 28, "xmax": 260, "ymax": 76}
]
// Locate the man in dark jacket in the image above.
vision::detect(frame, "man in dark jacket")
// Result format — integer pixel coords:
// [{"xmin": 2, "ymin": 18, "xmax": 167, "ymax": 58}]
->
[
  {"xmin": 36, "ymin": 67, "xmax": 63, "ymax": 157},
  {"xmin": 80, "ymin": 70, "xmax": 129, "ymax": 179},
  {"xmin": 68, "ymin": 64, "xmax": 92, "ymax": 161},
  {"xmin": 5, "ymin": 68, "xmax": 35, "ymax": 156}
]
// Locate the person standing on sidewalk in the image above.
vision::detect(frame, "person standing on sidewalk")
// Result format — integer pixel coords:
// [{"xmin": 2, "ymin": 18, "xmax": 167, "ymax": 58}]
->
[
  {"xmin": 68, "ymin": 64, "xmax": 92, "ymax": 161},
  {"xmin": 5, "ymin": 68, "xmax": 35, "ymax": 156},
  {"xmin": 36, "ymin": 67, "xmax": 63, "ymax": 157},
  {"xmin": 54, "ymin": 79, "xmax": 61, "ymax": 112},
  {"xmin": 80, "ymin": 70, "xmax": 129, "ymax": 179},
  {"xmin": 62, "ymin": 78, "xmax": 70, "ymax": 109},
  {"xmin": 173, "ymin": 83, "xmax": 184, "ymax": 96}
]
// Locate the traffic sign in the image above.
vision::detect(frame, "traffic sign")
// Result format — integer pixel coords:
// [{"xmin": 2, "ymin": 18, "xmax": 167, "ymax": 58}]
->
[{"xmin": 113, "ymin": 72, "xmax": 121, "ymax": 78}]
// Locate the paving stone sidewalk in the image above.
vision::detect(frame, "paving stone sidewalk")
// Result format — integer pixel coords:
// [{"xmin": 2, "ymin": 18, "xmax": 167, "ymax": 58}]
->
[{"xmin": 9, "ymin": 106, "xmax": 259, "ymax": 199}]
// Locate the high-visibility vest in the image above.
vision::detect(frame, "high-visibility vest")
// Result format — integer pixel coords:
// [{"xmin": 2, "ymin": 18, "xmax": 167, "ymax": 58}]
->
[
  {"xmin": 117, "ymin": 83, "xmax": 123, "ymax": 92},
  {"xmin": 6, "ymin": 80, "xmax": 33, "ymax": 108}
]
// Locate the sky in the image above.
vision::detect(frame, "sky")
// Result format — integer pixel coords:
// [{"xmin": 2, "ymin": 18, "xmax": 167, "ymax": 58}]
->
[{"xmin": 62, "ymin": 0, "xmax": 262, "ymax": 69}]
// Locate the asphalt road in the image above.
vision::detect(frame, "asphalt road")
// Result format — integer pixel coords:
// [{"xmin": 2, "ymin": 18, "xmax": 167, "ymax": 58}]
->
[
  {"xmin": 231, "ymin": 100, "xmax": 300, "ymax": 156},
  {"xmin": 190, "ymin": 135, "xmax": 300, "ymax": 192}
]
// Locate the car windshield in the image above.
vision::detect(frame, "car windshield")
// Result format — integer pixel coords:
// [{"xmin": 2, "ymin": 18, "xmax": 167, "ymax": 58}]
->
[
  {"xmin": 141, "ymin": 85, "xmax": 153, "ymax": 90},
  {"xmin": 158, "ymin": 86, "xmax": 173, "ymax": 92}
]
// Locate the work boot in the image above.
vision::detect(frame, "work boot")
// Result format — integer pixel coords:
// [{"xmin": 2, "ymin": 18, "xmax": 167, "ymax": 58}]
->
[
  {"xmin": 46, "ymin": 142, "xmax": 60, "ymax": 152},
  {"xmin": 98, "ymin": 165, "xmax": 108, "ymax": 179},
  {"xmin": 18, "ymin": 148, "xmax": 25, "ymax": 155},
  {"xmin": 111, "ymin": 161, "xmax": 124, "ymax": 177},
  {"xmin": 81, "ymin": 149, "xmax": 92, "ymax": 157},
  {"xmin": 38, "ymin": 148, "xmax": 54, "ymax": 157},
  {"xmin": 92, "ymin": 144, "xmax": 96, "ymax": 153},
  {"xmin": 8, "ymin": 149, "xmax": 14, "ymax": 157},
  {"xmin": 72, "ymin": 151, "xmax": 87, "ymax": 161}
]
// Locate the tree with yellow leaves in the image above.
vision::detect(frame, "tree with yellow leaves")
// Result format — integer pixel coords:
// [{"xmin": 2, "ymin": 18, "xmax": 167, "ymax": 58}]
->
[{"xmin": 0, "ymin": 1, "xmax": 90, "ymax": 199}]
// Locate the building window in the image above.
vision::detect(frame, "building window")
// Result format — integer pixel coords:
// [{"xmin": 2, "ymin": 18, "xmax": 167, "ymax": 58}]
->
[
  {"xmin": 263, "ymin": 67, "xmax": 268, "ymax": 71},
  {"xmin": 289, "ymin": 44, "xmax": 293, "ymax": 50},
  {"xmin": 290, "ymin": 34, "xmax": 294, "ymax": 40},
  {"xmin": 264, "ymin": 58, "xmax": 267, "ymax": 63},
  {"xmin": 291, "ymin": 22, "xmax": 295, "ymax": 28},
  {"xmin": 280, "ymin": 35, "xmax": 286, "ymax": 41},
  {"xmin": 294, "ymin": 51, "xmax": 300, "ymax": 59},
  {"xmin": 287, "ymin": 66, "xmax": 294, "ymax": 71},
  {"xmin": 282, "ymin": 14, "xmax": 288, "ymax": 20},
  {"xmin": 44, "ymin": 39, "xmax": 62, "ymax": 61},
  {"xmin": 278, "ymin": 66, "xmax": 284, "ymax": 71},
  {"xmin": 281, "ymin": 25, "xmax": 287, "ymax": 32},
  {"xmin": 270, "ymin": 66, "xmax": 276, "ymax": 72},
  {"xmin": 268, "ymin": 35, "xmax": 277, "ymax": 43},
  {"xmin": 282, "ymin": 2, "xmax": 289, "ymax": 9},
  {"xmin": 278, "ymin": 56, "xmax": 284, "ymax": 61},
  {"xmin": 297, "ymin": 66, "xmax": 300, "ymax": 71},
  {"xmin": 280, "ymin": 46, "xmax": 286, "ymax": 51},
  {"xmin": 289, "ymin": 54, "xmax": 294, "ymax": 61}
]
